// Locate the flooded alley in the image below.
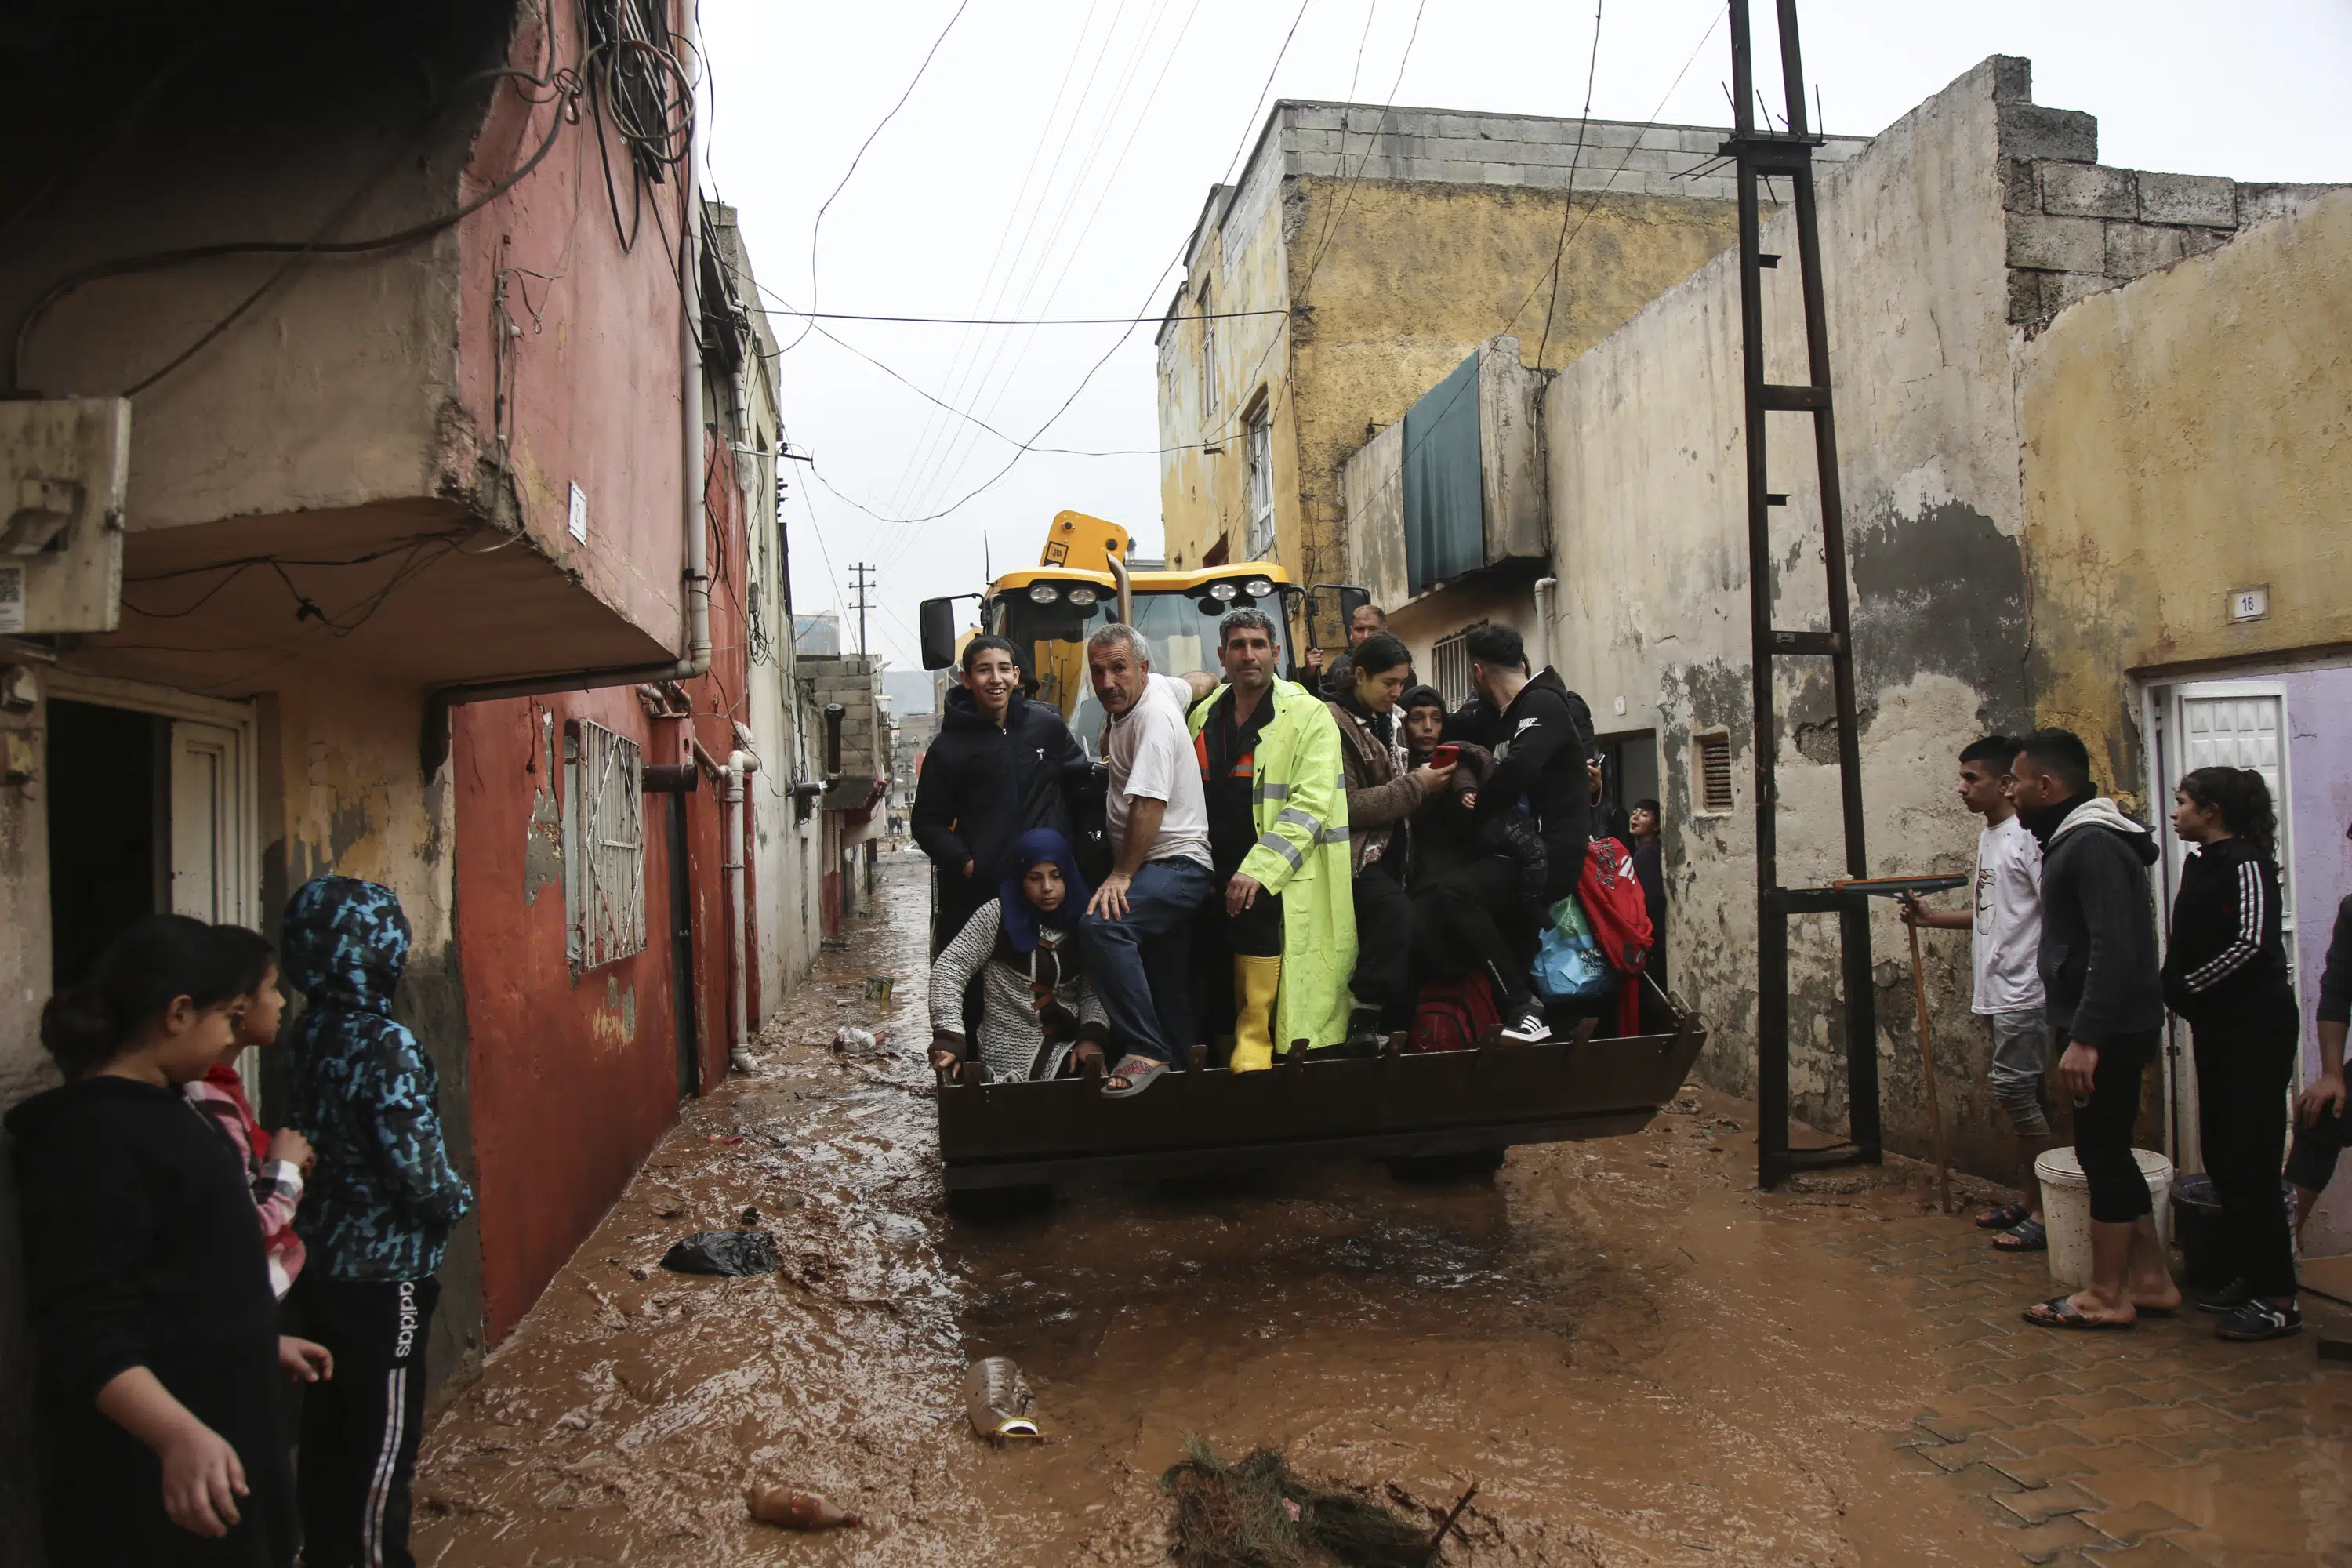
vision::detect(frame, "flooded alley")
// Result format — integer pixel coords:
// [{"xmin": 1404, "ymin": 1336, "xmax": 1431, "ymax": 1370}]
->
[{"xmin": 412, "ymin": 851, "xmax": 2349, "ymax": 1566}]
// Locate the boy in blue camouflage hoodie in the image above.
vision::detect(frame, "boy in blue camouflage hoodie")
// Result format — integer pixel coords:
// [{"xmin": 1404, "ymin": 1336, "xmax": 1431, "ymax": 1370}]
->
[{"xmin": 281, "ymin": 876, "xmax": 470, "ymax": 1568}]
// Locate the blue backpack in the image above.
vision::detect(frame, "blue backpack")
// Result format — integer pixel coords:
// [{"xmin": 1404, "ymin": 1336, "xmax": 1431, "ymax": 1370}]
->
[{"xmin": 1533, "ymin": 894, "xmax": 1613, "ymax": 1000}]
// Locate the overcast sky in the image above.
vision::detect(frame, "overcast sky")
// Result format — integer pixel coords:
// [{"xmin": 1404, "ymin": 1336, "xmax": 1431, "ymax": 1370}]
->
[{"xmin": 697, "ymin": 0, "xmax": 2352, "ymax": 673}]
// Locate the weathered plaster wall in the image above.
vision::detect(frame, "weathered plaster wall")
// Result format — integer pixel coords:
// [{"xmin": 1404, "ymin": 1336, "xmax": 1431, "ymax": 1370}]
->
[
  {"xmin": 1544, "ymin": 60, "xmax": 2038, "ymax": 1170},
  {"xmin": 1156, "ymin": 100, "xmax": 1865, "ymax": 647},
  {"xmin": 261, "ymin": 666, "xmax": 481, "ymax": 1386},
  {"xmin": 2, "ymin": 1, "xmax": 691, "ymax": 660},
  {"xmin": 450, "ymin": 0, "xmax": 692, "ymax": 659},
  {"xmin": 2019, "ymin": 188, "xmax": 2352, "ymax": 799},
  {"xmin": 1155, "ymin": 162, "xmax": 1296, "ymax": 573}
]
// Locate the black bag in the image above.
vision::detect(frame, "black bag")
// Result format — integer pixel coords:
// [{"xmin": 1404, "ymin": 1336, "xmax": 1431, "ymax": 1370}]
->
[{"xmin": 659, "ymin": 1229, "xmax": 779, "ymax": 1276}]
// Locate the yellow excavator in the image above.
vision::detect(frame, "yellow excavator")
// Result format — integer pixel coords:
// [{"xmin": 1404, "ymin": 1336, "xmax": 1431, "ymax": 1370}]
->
[{"xmin": 917, "ymin": 510, "xmax": 1367, "ymax": 745}]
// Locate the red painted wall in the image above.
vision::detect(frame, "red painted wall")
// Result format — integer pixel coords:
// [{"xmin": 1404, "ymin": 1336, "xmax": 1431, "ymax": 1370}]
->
[
  {"xmin": 453, "ymin": 422, "xmax": 753, "ymax": 1345},
  {"xmin": 452, "ymin": 0, "xmax": 693, "ymax": 649}
]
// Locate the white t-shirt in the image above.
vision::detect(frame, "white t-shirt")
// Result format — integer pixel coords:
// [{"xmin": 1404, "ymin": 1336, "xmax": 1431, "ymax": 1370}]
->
[
  {"xmin": 1971, "ymin": 814, "xmax": 2045, "ymax": 1014},
  {"xmin": 1103, "ymin": 673, "xmax": 1212, "ymax": 869}
]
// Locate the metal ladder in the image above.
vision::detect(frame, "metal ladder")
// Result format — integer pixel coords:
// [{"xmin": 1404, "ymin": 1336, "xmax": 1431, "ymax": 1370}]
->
[{"xmin": 1723, "ymin": 0, "xmax": 1880, "ymax": 1188}]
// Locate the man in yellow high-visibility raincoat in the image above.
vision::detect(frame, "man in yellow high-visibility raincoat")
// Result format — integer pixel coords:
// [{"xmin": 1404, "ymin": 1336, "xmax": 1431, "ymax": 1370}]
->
[{"xmin": 1187, "ymin": 607, "xmax": 1356, "ymax": 1068}]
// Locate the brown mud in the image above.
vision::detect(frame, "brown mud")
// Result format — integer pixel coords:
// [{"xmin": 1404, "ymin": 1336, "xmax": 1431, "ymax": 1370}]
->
[{"xmin": 409, "ymin": 851, "xmax": 2045, "ymax": 1565}]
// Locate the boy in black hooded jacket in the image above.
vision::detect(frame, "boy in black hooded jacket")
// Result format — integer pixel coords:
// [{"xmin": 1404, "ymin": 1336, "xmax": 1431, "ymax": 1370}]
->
[{"xmin": 2010, "ymin": 731, "xmax": 2178, "ymax": 1331}]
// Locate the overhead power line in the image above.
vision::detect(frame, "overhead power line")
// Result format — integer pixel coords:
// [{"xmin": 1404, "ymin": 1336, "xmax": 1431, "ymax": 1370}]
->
[
  {"xmin": 782, "ymin": 0, "xmax": 974, "ymax": 355},
  {"xmin": 765, "ymin": 307, "xmax": 1289, "ymax": 326}
]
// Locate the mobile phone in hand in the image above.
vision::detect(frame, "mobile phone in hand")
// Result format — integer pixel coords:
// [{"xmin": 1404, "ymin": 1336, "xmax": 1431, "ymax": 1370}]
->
[{"xmin": 1430, "ymin": 743, "xmax": 1460, "ymax": 768}]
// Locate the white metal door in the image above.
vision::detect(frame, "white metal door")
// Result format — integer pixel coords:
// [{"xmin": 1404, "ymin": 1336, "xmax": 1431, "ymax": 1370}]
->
[
  {"xmin": 2165, "ymin": 682, "xmax": 2295, "ymax": 950},
  {"xmin": 170, "ymin": 720, "xmax": 245, "ymax": 923},
  {"xmin": 169, "ymin": 719, "xmax": 258, "ymax": 1091},
  {"xmin": 2151, "ymin": 678, "xmax": 2298, "ymax": 1174}
]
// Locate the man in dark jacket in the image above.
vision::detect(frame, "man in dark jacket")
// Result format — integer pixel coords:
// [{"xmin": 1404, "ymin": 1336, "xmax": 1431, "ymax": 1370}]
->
[
  {"xmin": 2289, "ymin": 895, "xmax": 2351, "ymax": 1238},
  {"xmin": 911, "ymin": 635, "xmax": 1089, "ymax": 956},
  {"xmin": 2009, "ymin": 730, "xmax": 2177, "ymax": 1330},
  {"xmin": 282, "ymin": 875, "xmax": 471, "ymax": 1568},
  {"xmin": 1464, "ymin": 622, "xmax": 1595, "ymax": 904}
]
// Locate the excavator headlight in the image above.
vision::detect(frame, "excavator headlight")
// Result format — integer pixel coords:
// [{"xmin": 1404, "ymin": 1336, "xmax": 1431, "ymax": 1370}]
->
[
  {"xmin": 1242, "ymin": 578, "xmax": 1273, "ymax": 599},
  {"xmin": 1028, "ymin": 583, "xmax": 1061, "ymax": 604},
  {"xmin": 1066, "ymin": 586, "xmax": 1099, "ymax": 608},
  {"xmin": 1207, "ymin": 581, "xmax": 1239, "ymax": 602}
]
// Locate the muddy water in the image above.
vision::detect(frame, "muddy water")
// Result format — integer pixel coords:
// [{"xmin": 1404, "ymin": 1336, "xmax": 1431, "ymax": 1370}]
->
[{"xmin": 414, "ymin": 850, "xmax": 2019, "ymax": 1566}]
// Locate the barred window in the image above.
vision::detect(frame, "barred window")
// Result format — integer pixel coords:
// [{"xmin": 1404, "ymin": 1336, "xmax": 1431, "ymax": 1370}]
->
[
  {"xmin": 1431, "ymin": 626, "xmax": 1479, "ymax": 710},
  {"xmin": 563, "ymin": 719, "xmax": 646, "ymax": 972}
]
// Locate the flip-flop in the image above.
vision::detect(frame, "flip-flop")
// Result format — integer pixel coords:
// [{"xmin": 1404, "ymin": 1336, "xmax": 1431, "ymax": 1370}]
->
[
  {"xmin": 1976, "ymin": 1203, "xmax": 2031, "ymax": 1231},
  {"xmin": 1993, "ymin": 1218, "xmax": 2049, "ymax": 1253},
  {"xmin": 1102, "ymin": 1055, "xmax": 1172, "ymax": 1098},
  {"xmin": 2023, "ymin": 1295, "xmax": 2135, "ymax": 1330}
]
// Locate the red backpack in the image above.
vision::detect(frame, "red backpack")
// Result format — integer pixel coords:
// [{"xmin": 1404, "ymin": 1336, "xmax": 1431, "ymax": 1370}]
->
[
  {"xmin": 1578, "ymin": 837, "xmax": 1656, "ymax": 1036},
  {"xmin": 1410, "ymin": 971, "xmax": 1502, "ymax": 1054},
  {"xmin": 1577, "ymin": 837, "xmax": 1653, "ymax": 973}
]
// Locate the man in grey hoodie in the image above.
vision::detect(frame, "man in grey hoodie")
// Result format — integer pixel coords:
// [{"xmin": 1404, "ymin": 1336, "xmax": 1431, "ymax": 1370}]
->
[{"xmin": 2009, "ymin": 730, "xmax": 2180, "ymax": 1330}]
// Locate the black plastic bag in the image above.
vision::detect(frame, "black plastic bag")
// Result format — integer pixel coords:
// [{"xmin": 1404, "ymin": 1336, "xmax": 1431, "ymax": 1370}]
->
[{"xmin": 659, "ymin": 1229, "xmax": 779, "ymax": 1276}]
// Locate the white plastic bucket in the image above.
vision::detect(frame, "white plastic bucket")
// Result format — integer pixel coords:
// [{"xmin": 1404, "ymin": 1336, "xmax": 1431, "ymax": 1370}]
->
[{"xmin": 2034, "ymin": 1147, "xmax": 2174, "ymax": 1289}]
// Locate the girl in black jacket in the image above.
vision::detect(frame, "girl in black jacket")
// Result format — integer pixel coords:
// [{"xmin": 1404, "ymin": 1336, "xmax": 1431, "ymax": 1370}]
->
[
  {"xmin": 2161, "ymin": 765, "xmax": 2300, "ymax": 1341},
  {"xmin": 911, "ymin": 635, "xmax": 1090, "ymax": 955},
  {"xmin": 6, "ymin": 916, "xmax": 333, "ymax": 1566}
]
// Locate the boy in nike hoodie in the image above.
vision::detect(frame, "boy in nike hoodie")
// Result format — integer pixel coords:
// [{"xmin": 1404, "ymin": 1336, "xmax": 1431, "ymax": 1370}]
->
[
  {"xmin": 280, "ymin": 877, "xmax": 472, "ymax": 1568},
  {"xmin": 2008, "ymin": 731, "xmax": 2177, "ymax": 1331}
]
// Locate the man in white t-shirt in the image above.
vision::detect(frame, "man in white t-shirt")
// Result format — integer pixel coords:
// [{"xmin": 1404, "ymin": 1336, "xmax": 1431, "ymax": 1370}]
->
[
  {"xmin": 1080, "ymin": 625, "xmax": 1218, "ymax": 1094},
  {"xmin": 1902, "ymin": 734, "xmax": 2058, "ymax": 1252}
]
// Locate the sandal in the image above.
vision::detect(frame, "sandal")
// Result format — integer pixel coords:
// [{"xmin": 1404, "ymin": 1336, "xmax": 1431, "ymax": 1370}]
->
[
  {"xmin": 2023, "ymin": 1295, "xmax": 2135, "ymax": 1331},
  {"xmin": 1976, "ymin": 1203, "xmax": 2031, "ymax": 1231},
  {"xmin": 1102, "ymin": 1055, "xmax": 1173, "ymax": 1098},
  {"xmin": 1993, "ymin": 1218, "xmax": 2049, "ymax": 1253}
]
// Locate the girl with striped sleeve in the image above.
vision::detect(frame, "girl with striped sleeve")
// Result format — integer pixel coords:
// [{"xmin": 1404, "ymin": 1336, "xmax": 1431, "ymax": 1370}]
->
[{"xmin": 2162, "ymin": 766, "xmax": 2300, "ymax": 1342}]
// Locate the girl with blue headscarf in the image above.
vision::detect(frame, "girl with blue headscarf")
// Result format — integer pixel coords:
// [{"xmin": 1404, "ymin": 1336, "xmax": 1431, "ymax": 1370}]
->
[{"xmin": 927, "ymin": 829, "xmax": 1109, "ymax": 1081}]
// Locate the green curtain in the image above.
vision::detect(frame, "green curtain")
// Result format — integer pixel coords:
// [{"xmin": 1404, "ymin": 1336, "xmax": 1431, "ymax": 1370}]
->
[{"xmin": 1402, "ymin": 353, "xmax": 1483, "ymax": 596}]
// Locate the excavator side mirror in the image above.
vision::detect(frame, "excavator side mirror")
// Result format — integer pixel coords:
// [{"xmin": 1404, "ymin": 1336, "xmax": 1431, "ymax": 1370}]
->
[
  {"xmin": 918, "ymin": 597, "xmax": 959, "ymax": 671},
  {"xmin": 1335, "ymin": 584, "xmax": 1372, "ymax": 624}
]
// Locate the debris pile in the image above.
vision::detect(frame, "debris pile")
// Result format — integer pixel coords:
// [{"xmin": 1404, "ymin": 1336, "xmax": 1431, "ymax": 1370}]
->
[{"xmin": 1162, "ymin": 1437, "xmax": 1439, "ymax": 1568}]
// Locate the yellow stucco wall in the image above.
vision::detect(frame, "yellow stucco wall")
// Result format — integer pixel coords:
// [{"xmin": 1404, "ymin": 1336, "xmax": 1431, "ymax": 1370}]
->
[
  {"xmin": 1158, "ymin": 173, "xmax": 1746, "ymax": 644},
  {"xmin": 2021, "ymin": 188, "xmax": 2352, "ymax": 800}
]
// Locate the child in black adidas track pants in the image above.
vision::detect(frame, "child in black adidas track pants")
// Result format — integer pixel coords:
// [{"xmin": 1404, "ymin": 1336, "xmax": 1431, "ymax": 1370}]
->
[
  {"xmin": 294, "ymin": 1276, "xmax": 438, "ymax": 1566},
  {"xmin": 280, "ymin": 879, "xmax": 474, "ymax": 1566}
]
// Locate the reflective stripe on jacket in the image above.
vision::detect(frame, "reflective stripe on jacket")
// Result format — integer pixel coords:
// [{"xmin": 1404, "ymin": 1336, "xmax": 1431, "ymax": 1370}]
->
[{"xmin": 1188, "ymin": 678, "xmax": 1357, "ymax": 1049}]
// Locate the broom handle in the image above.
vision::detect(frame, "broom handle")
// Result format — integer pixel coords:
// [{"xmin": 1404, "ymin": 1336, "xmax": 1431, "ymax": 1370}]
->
[{"xmin": 1907, "ymin": 919, "xmax": 1951, "ymax": 1214}]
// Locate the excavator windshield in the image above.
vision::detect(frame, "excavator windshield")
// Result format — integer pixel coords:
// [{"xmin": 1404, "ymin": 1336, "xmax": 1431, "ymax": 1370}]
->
[{"xmin": 993, "ymin": 579, "xmax": 1298, "ymax": 750}]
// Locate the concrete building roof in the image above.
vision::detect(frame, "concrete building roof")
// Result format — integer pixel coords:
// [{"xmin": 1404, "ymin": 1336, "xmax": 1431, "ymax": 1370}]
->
[{"xmin": 1161, "ymin": 98, "xmax": 1871, "ymax": 336}]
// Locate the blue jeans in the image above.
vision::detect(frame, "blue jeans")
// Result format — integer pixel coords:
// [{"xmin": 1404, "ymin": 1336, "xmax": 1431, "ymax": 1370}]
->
[{"xmin": 1080, "ymin": 856, "xmax": 1214, "ymax": 1065}]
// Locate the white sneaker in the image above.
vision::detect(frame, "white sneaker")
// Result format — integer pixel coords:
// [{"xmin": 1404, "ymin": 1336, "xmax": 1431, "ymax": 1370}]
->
[{"xmin": 1500, "ymin": 1013, "xmax": 1552, "ymax": 1044}]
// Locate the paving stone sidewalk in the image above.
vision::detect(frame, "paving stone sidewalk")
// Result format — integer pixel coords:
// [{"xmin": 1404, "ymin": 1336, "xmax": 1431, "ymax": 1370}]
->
[{"xmin": 1830, "ymin": 1221, "xmax": 2352, "ymax": 1566}]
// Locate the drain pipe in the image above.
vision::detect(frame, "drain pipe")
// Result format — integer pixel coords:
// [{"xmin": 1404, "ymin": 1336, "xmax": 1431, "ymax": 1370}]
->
[
  {"xmin": 723, "ymin": 744, "xmax": 759, "ymax": 1073},
  {"xmin": 418, "ymin": 18, "xmax": 710, "ymax": 779},
  {"xmin": 1532, "ymin": 575, "xmax": 1558, "ymax": 673}
]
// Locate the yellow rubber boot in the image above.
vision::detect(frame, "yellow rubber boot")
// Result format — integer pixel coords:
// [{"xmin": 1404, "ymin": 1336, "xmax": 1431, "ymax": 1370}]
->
[{"xmin": 1230, "ymin": 955, "xmax": 1282, "ymax": 1073}]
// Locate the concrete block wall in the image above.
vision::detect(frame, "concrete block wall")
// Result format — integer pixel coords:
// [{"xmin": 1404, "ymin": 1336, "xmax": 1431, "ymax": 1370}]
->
[
  {"xmin": 1997, "ymin": 78, "xmax": 2343, "ymax": 325},
  {"xmin": 798, "ymin": 655, "xmax": 888, "ymax": 802},
  {"xmin": 1278, "ymin": 101, "xmax": 1869, "ymax": 205}
]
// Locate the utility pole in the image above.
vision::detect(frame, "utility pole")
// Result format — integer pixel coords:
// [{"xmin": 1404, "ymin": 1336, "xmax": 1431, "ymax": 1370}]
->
[
  {"xmin": 847, "ymin": 562, "xmax": 875, "ymax": 658},
  {"xmin": 1724, "ymin": 0, "xmax": 1880, "ymax": 1188}
]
